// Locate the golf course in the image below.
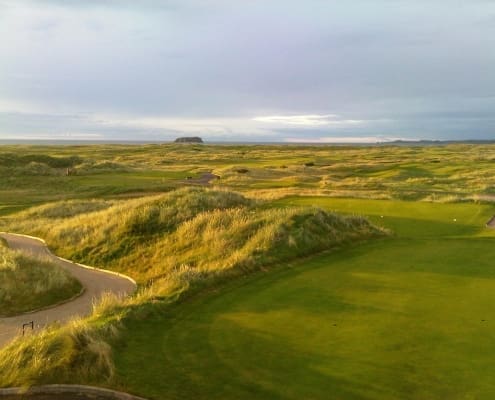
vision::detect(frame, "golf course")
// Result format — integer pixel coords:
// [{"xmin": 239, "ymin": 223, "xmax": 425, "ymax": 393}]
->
[
  {"xmin": 1, "ymin": 144, "xmax": 495, "ymax": 400},
  {"xmin": 2, "ymin": 0, "xmax": 494, "ymax": 396}
]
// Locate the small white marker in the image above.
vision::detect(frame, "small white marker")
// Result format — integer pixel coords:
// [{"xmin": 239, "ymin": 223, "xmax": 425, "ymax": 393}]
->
[{"xmin": 453, "ymin": 218, "xmax": 457, "ymax": 222}]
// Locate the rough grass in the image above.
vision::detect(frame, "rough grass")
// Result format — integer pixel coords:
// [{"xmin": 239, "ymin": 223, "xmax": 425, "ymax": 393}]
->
[
  {"xmin": 3, "ymin": 143, "xmax": 495, "ymax": 396},
  {"xmin": 2, "ymin": 188, "xmax": 383, "ymax": 284},
  {"xmin": 0, "ymin": 308, "xmax": 121, "ymax": 387},
  {"xmin": 19, "ymin": 199, "xmax": 114, "ymax": 219},
  {"xmin": 2, "ymin": 143, "xmax": 495, "ymax": 216},
  {"xmin": 0, "ymin": 245, "xmax": 82, "ymax": 317},
  {"xmin": 0, "ymin": 188, "xmax": 384, "ymax": 387}
]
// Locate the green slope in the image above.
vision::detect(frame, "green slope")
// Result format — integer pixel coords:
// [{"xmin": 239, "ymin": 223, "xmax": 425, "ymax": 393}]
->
[{"xmin": 113, "ymin": 198, "xmax": 495, "ymax": 400}]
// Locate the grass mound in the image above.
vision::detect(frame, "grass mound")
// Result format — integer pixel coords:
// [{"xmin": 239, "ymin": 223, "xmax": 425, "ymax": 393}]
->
[
  {"xmin": 4, "ymin": 188, "xmax": 382, "ymax": 284},
  {"xmin": 0, "ymin": 303, "xmax": 121, "ymax": 387},
  {"xmin": 6, "ymin": 188, "xmax": 253, "ymax": 268},
  {"xmin": 0, "ymin": 189, "xmax": 384, "ymax": 387},
  {"xmin": 20, "ymin": 199, "xmax": 114, "ymax": 219},
  {"xmin": 126, "ymin": 206, "xmax": 382, "ymax": 285},
  {"xmin": 0, "ymin": 153, "xmax": 81, "ymax": 169},
  {"xmin": 0, "ymin": 153, "xmax": 82, "ymax": 176},
  {"xmin": 0, "ymin": 243, "xmax": 82, "ymax": 317}
]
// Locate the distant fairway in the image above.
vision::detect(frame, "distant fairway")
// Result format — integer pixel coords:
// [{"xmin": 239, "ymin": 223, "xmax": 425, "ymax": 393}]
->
[
  {"xmin": 114, "ymin": 198, "xmax": 495, "ymax": 399},
  {"xmin": 3, "ymin": 144, "xmax": 495, "ymax": 398}
]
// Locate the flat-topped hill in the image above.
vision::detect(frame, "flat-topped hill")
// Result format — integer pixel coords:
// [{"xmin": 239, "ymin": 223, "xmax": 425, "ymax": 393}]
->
[{"xmin": 174, "ymin": 137, "xmax": 203, "ymax": 143}]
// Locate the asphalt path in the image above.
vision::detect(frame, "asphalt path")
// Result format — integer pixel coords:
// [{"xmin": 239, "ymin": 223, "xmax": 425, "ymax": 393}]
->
[{"xmin": 0, "ymin": 233, "xmax": 136, "ymax": 348}]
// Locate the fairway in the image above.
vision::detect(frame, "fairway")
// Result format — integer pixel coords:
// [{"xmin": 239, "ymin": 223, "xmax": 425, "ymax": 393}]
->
[{"xmin": 114, "ymin": 198, "xmax": 495, "ymax": 399}]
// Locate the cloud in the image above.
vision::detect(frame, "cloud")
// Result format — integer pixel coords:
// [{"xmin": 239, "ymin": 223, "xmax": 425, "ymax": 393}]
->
[
  {"xmin": 0, "ymin": 132, "xmax": 103, "ymax": 140},
  {"xmin": 284, "ymin": 136, "xmax": 417, "ymax": 144},
  {"xmin": 252, "ymin": 115, "xmax": 363, "ymax": 126},
  {"xmin": 1, "ymin": 1, "xmax": 495, "ymax": 140}
]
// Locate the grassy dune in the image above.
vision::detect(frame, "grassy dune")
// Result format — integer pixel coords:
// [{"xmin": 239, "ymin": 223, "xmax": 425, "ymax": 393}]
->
[
  {"xmin": 3, "ymin": 188, "xmax": 383, "ymax": 284},
  {"xmin": 0, "ymin": 188, "xmax": 383, "ymax": 387},
  {"xmin": 0, "ymin": 297, "xmax": 121, "ymax": 387},
  {"xmin": 0, "ymin": 240, "xmax": 82, "ymax": 317}
]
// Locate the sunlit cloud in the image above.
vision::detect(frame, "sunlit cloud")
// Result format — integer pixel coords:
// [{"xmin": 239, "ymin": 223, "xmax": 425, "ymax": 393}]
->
[
  {"xmin": 285, "ymin": 136, "xmax": 418, "ymax": 144},
  {"xmin": 252, "ymin": 114, "xmax": 363, "ymax": 126},
  {"xmin": 1, "ymin": 1, "xmax": 494, "ymax": 141},
  {"xmin": 91, "ymin": 114, "xmax": 267, "ymax": 136},
  {"xmin": 0, "ymin": 132, "xmax": 103, "ymax": 140}
]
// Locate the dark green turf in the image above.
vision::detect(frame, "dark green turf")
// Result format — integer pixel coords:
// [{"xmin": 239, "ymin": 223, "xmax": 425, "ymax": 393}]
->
[{"xmin": 113, "ymin": 199, "xmax": 495, "ymax": 400}]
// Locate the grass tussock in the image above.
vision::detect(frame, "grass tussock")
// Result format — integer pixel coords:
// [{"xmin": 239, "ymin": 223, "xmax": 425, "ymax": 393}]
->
[
  {"xmin": 19, "ymin": 199, "xmax": 114, "ymax": 219},
  {"xmin": 0, "ymin": 153, "xmax": 82, "ymax": 176},
  {"xmin": 134, "ymin": 206, "xmax": 383, "ymax": 286},
  {"xmin": 3, "ymin": 188, "xmax": 383, "ymax": 284},
  {"xmin": 0, "ymin": 246, "xmax": 82, "ymax": 317},
  {"xmin": 0, "ymin": 311, "xmax": 121, "ymax": 387}
]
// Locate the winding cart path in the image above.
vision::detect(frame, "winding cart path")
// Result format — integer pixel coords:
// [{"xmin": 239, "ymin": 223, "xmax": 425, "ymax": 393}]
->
[{"xmin": 0, "ymin": 233, "xmax": 136, "ymax": 348}]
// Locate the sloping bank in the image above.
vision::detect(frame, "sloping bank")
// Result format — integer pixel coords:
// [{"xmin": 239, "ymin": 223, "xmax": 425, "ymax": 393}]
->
[{"xmin": 0, "ymin": 188, "xmax": 386, "ymax": 390}]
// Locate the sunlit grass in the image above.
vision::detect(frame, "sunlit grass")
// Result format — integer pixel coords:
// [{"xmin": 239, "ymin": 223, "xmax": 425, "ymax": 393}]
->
[
  {"xmin": 0, "ymin": 242, "xmax": 82, "ymax": 317},
  {"xmin": 1, "ymin": 143, "xmax": 495, "ymax": 213},
  {"xmin": 2, "ymin": 143, "xmax": 495, "ymax": 398},
  {"xmin": 0, "ymin": 188, "xmax": 383, "ymax": 387}
]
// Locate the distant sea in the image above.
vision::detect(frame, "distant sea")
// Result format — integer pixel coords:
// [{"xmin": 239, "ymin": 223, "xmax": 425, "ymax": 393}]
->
[
  {"xmin": 0, "ymin": 139, "xmax": 376, "ymax": 146},
  {"xmin": 0, "ymin": 139, "xmax": 494, "ymax": 146}
]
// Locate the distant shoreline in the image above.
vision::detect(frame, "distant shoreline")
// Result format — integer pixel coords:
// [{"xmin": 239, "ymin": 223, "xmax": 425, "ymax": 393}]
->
[{"xmin": 0, "ymin": 139, "xmax": 494, "ymax": 146}]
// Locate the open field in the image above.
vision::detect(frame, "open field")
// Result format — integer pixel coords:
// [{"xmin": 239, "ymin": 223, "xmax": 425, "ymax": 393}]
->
[
  {"xmin": 1, "ymin": 144, "xmax": 495, "ymax": 399},
  {"xmin": 1, "ymin": 143, "xmax": 495, "ymax": 214}
]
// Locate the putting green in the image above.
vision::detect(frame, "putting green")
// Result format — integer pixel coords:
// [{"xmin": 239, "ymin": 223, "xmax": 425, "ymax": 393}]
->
[{"xmin": 114, "ymin": 198, "xmax": 495, "ymax": 400}]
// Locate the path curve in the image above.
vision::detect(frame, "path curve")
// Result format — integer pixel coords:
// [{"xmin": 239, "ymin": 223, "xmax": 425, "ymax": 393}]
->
[
  {"xmin": 184, "ymin": 172, "xmax": 220, "ymax": 185},
  {"xmin": 0, "ymin": 233, "xmax": 136, "ymax": 348}
]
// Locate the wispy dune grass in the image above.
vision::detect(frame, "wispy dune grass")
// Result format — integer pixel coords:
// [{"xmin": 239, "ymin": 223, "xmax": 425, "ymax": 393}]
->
[{"xmin": 0, "ymin": 188, "xmax": 384, "ymax": 386}]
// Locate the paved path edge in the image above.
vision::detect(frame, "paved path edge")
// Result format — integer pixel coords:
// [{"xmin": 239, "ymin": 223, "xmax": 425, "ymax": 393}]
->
[
  {"xmin": 0, "ymin": 232, "xmax": 138, "ymax": 287},
  {"xmin": 0, "ymin": 384, "xmax": 148, "ymax": 399},
  {"xmin": 0, "ymin": 286, "xmax": 86, "ymax": 319}
]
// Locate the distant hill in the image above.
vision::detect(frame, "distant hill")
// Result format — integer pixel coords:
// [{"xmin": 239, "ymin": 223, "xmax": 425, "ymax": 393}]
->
[{"xmin": 174, "ymin": 137, "xmax": 204, "ymax": 143}]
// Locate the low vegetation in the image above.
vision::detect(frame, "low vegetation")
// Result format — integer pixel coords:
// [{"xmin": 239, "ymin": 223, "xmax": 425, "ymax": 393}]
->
[
  {"xmin": 0, "ymin": 296, "xmax": 122, "ymax": 387},
  {"xmin": 1, "ymin": 143, "xmax": 495, "ymax": 215},
  {"xmin": 2, "ymin": 143, "xmax": 495, "ymax": 398},
  {"xmin": 2, "ymin": 188, "xmax": 383, "ymax": 283},
  {"xmin": 0, "ymin": 188, "xmax": 384, "ymax": 387},
  {"xmin": 0, "ymin": 242, "xmax": 82, "ymax": 317}
]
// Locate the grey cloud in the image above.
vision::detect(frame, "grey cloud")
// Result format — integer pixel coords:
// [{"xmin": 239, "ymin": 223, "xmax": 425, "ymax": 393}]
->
[{"xmin": 0, "ymin": 1, "xmax": 494, "ymax": 140}]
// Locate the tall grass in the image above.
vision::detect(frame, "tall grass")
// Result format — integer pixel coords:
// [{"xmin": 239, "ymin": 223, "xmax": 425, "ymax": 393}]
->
[
  {"xmin": 19, "ymin": 199, "xmax": 114, "ymax": 219},
  {"xmin": 0, "ymin": 188, "xmax": 385, "ymax": 387},
  {"xmin": 0, "ymin": 245, "xmax": 82, "ymax": 317},
  {"xmin": 3, "ymin": 144, "xmax": 495, "ymax": 209},
  {"xmin": 0, "ymin": 312, "xmax": 121, "ymax": 387},
  {"xmin": 3, "ymin": 187, "xmax": 253, "ymax": 267}
]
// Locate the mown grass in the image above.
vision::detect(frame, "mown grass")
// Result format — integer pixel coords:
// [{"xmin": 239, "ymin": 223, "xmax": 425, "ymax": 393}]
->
[
  {"xmin": 111, "ymin": 198, "xmax": 495, "ymax": 400},
  {"xmin": 0, "ymin": 242, "xmax": 82, "ymax": 317}
]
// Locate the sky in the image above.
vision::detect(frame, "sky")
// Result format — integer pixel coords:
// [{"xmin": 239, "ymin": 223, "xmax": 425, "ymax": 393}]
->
[{"xmin": 0, "ymin": 0, "xmax": 494, "ymax": 143}]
